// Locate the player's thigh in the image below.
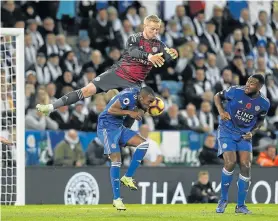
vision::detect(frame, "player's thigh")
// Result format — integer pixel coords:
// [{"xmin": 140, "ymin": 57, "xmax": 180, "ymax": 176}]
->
[
  {"xmin": 120, "ymin": 128, "xmax": 146, "ymax": 147},
  {"xmin": 92, "ymin": 69, "xmax": 137, "ymax": 93},
  {"xmin": 217, "ymin": 136, "xmax": 237, "ymax": 157},
  {"xmin": 97, "ymin": 128, "xmax": 121, "ymax": 155}
]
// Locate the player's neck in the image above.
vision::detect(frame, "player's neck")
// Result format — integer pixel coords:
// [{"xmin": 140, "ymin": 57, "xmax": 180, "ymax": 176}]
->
[
  {"xmin": 246, "ymin": 91, "xmax": 260, "ymax": 99},
  {"xmin": 143, "ymin": 31, "xmax": 152, "ymax": 40}
]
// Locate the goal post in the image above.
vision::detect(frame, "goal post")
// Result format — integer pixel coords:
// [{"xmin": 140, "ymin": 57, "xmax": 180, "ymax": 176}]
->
[{"xmin": 1, "ymin": 28, "xmax": 25, "ymax": 205}]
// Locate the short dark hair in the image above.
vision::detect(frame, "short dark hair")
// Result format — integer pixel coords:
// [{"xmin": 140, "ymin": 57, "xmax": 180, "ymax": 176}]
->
[
  {"xmin": 250, "ymin": 74, "xmax": 265, "ymax": 85},
  {"xmin": 140, "ymin": 86, "xmax": 155, "ymax": 97}
]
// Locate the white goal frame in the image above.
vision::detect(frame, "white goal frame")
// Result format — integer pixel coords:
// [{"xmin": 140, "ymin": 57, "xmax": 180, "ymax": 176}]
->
[{"xmin": 1, "ymin": 28, "xmax": 25, "ymax": 205}]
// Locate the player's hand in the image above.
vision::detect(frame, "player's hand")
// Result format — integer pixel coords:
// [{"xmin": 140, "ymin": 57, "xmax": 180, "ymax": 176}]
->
[
  {"xmin": 164, "ymin": 47, "xmax": 178, "ymax": 59},
  {"xmin": 148, "ymin": 53, "xmax": 164, "ymax": 68},
  {"xmin": 242, "ymin": 132, "xmax": 253, "ymax": 140},
  {"xmin": 220, "ymin": 111, "xmax": 231, "ymax": 121},
  {"xmin": 0, "ymin": 136, "xmax": 13, "ymax": 145},
  {"xmin": 129, "ymin": 111, "xmax": 143, "ymax": 121}
]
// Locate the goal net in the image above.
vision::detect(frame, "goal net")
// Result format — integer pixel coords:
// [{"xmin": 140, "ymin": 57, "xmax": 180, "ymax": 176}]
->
[{"xmin": 1, "ymin": 28, "xmax": 25, "ymax": 205}]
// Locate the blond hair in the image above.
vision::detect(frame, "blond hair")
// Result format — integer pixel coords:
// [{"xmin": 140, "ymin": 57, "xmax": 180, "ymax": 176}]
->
[{"xmin": 144, "ymin": 15, "xmax": 161, "ymax": 24}]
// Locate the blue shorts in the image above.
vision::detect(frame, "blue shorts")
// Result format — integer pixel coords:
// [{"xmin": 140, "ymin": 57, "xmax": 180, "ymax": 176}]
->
[
  {"xmin": 97, "ymin": 126, "xmax": 137, "ymax": 155},
  {"xmin": 217, "ymin": 126, "xmax": 252, "ymax": 157}
]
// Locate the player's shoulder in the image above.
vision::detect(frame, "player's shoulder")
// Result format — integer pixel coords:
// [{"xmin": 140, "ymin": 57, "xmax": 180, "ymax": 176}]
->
[
  {"xmin": 259, "ymin": 92, "xmax": 270, "ymax": 107},
  {"xmin": 120, "ymin": 88, "xmax": 139, "ymax": 99},
  {"xmin": 129, "ymin": 32, "xmax": 143, "ymax": 42},
  {"xmin": 225, "ymin": 85, "xmax": 242, "ymax": 92}
]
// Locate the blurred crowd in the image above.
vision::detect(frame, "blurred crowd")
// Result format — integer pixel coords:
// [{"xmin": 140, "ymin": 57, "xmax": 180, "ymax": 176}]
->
[{"xmin": 1, "ymin": 1, "xmax": 278, "ymax": 167}]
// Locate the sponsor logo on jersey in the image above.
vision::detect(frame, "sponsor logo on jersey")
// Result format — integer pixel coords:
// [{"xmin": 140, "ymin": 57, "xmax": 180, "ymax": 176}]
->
[
  {"xmin": 94, "ymin": 77, "xmax": 100, "ymax": 81},
  {"xmin": 111, "ymin": 143, "xmax": 116, "ymax": 149},
  {"xmin": 64, "ymin": 172, "xmax": 99, "ymax": 205},
  {"xmin": 238, "ymin": 100, "xmax": 243, "ymax": 104},
  {"xmin": 235, "ymin": 110, "xmax": 254, "ymax": 123},
  {"xmin": 255, "ymin": 106, "xmax": 260, "ymax": 111},
  {"xmin": 222, "ymin": 143, "xmax": 228, "ymax": 149},
  {"xmin": 152, "ymin": 47, "xmax": 158, "ymax": 53},
  {"xmin": 132, "ymin": 57, "xmax": 149, "ymax": 65}
]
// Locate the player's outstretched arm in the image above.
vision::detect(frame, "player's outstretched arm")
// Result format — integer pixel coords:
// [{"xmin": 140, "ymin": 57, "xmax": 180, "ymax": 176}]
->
[
  {"xmin": 108, "ymin": 99, "xmax": 143, "ymax": 121},
  {"xmin": 214, "ymin": 92, "xmax": 231, "ymax": 121}
]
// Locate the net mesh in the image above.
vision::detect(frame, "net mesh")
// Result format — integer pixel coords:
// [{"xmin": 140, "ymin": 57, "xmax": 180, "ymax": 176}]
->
[{"xmin": 1, "ymin": 35, "xmax": 17, "ymax": 205}]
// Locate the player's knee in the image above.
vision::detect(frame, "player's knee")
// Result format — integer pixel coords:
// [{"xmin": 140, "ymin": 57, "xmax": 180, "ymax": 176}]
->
[
  {"xmin": 224, "ymin": 160, "xmax": 236, "ymax": 171},
  {"xmin": 82, "ymin": 83, "xmax": 96, "ymax": 97},
  {"xmin": 240, "ymin": 161, "xmax": 251, "ymax": 170},
  {"xmin": 138, "ymin": 140, "xmax": 149, "ymax": 150},
  {"xmin": 109, "ymin": 153, "xmax": 121, "ymax": 162}
]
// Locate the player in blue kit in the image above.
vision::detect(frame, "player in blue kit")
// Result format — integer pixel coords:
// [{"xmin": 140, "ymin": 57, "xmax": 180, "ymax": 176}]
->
[
  {"xmin": 97, "ymin": 86, "xmax": 155, "ymax": 211},
  {"xmin": 214, "ymin": 74, "xmax": 270, "ymax": 214}
]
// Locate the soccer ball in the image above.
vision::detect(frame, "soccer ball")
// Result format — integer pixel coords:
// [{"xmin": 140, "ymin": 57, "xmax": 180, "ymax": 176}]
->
[{"xmin": 148, "ymin": 97, "xmax": 165, "ymax": 116}]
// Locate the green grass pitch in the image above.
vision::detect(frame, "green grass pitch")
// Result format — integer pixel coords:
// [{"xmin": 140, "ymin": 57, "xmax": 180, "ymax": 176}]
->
[{"xmin": 2, "ymin": 204, "xmax": 278, "ymax": 221}]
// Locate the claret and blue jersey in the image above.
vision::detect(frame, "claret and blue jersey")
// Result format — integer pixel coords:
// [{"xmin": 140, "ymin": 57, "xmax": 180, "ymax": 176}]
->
[{"xmin": 218, "ymin": 85, "xmax": 270, "ymax": 156}]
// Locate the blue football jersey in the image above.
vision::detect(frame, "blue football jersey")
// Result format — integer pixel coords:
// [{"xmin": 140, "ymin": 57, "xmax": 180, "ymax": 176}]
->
[
  {"xmin": 219, "ymin": 85, "xmax": 270, "ymax": 134},
  {"xmin": 98, "ymin": 88, "xmax": 139, "ymax": 129}
]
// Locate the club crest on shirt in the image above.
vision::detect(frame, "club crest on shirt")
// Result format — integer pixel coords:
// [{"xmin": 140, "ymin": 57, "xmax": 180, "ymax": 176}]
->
[
  {"xmin": 152, "ymin": 47, "xmax": 158, "ymax": 53},
  {"xmin": 255, "ymin": 106, "xmax": 260, "ymax": 111}
]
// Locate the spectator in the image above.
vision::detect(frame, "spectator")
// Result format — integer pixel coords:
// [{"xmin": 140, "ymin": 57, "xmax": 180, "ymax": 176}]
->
[
  {"xmin": 25, "ymin": 108, "xmax": 58, "ymax": 130},
  {"xmin": 171, "ymin": 5, "xmax": 194, "ymax": 33},
  {"xmin": 252, "ymin": 25, "xmax": 270, "ymax": 46},
  {"xmin": 54, "ymin": 129, "xmax": 85, "ymax": 167},
  {"xmin": 89, "ymin": 8, "xmax": 113, "ymax": 53},
  {"xmin": 271, "ymin": 11, "xmax": 278, "ymax": 30},
  {"xmin": 216, "ymin": 41, "xmax": 233, "ymax": 69},
  {"xmin": 69, "ymin": 101, "xmax": 87, "ymax": 131},
  {"xmin": 241, "ymin": 24, "xmax": 253, "ymax": 55},
  {"xmin": 26, "ymin": 70, "xmax": 37, "ymax": 87},
  {"xmin": 214, "ymin": 68, "xmax": 234, "ymax": 93},
  {"xmin": 1, "ymin": 0, "xmax": 23, "ymax": 28},
  {"xmin": 256, "ymin": 10, "xmax": 273, "ymax": 38},
  {"xmin": 86, "ymin": 137, "xmax": 108, "ymax": 166},
  {"xmin": 181, "ymin": 24, "xmax": 200, "ymax": 45},
  {"xmin": 55, "ymin": 70, "xmax": 76, "ymax": 98},
  {"xmin": 140, "ymin": 124, "xmax": 163, "ymax": 167},
  {"xmin": 78, "ymin": 67, "xmax": 96, "ymax": 89},
  {"xmin": 192, "ymin": 11, "xmax": 206, "ymax": 37},
  {"xmin": 239, "ymin": 8, "xmax": 255, "ymax": 35},
  {"xmin": 23, "ymin": 3, "xmax": 42, "ymax": 25},
  {"xmin": 107, "ymin": 6, "xmax": 122, "ymax": 32},
  {"xmin": 206, "ymin": 53, "xmax": 220, "ymax": 87},
  {"xmin": 228, "ymin": 55, "xmax": 247, "ymax": 85},
  {"xmin": 185, "ymin": 68, "xmax": 213, "ymax": 109},
  {"xmin": 47, "ymin": 53, "xmax": 62, "ymax": 81},
  {"xmin": 225, "ymin": 29, "xmax": 242, "ymax": 47},
  {"xmin": 126, "ymin": 6, "xmax": 141, "ymax": 30},
  {"xmin": 245, "ymin": 56, "xmax": 256, "ymax": 76},
  {"xmin": 39, "ymin": 17, "xmax": 57, "ymax": 39},
  {"xmin": 167, "ymin": 19, "xmax": 182, "ymax": 45},
  {"xmin": 30, "ymin": 53, "xmax": 51, "ymax": 86},
  {"xmin": 49, "ymin": 106, "xmax": 71, "ymax": 130},
  {"xmin": 82, "ymin": 50, "xmax": 105, "ymax": 76},
  {"xmin": 199, "ymin": 101, "xmax": 214, "ymax": 132},
  {"xmin": 38, "ymin": 33, "xmax": 59, "ymax": 57},
  {"xmin": 61, "ymin": 51, "xmax": 81, "ymax": 78},
  {"xmin": 159, "ymin": 87, "xmax": 174, "ymax": 112},
  {"xmin": 46, "ymin": 82, "xmax": 57, "ymax": 103},
  {"xmin": 156, "ymin": 104, "xmax": 188, "ymax": 130},
  {"xmin": 138, "ymin": 6, "xmax": 147, "ymax": 23},
  {"xmin": 266, "ymin": 75, "xmax": 278, "ymax": 119},
  {"xmin": 102, "ymin": 47, "xmax": 121, "ymax": 70},
  {"xmin": 120, "ymin": 19, "xmax": 134, "ymax": 46},
  {"xmin": 56, "ymin": 34, "xmax": 72, "ymax": 57},
  {"xmin": 200, "ymin": 20, "xmax": 221, "ymax": 54},
  {"xmin": 74, "ymin": 35, "xmax": 93, "ymax": 66},
  {"xmin": 257, "ymin": 145, "xmax": 278, "ymax": 167},
  {"xmin": 267, "ymin": 42, "xmax": 278, "ymax": 70},
  {"xmin": 25, "ymin": 33, "xmax": 37, "ymax": 71},
  {"xmin": 157, "ymin": 21, "xmax": 173, "ymax": 48},
  {"xmin": 188, "ymin": 171, "xmax": 218, "ymax": 203},
  {"xmin": 25, "ymin": 84, "xmax": 36, "ymax": 111},
  {"xmin": 26, "ymin": 19, "xmax": 44, "ymax": 50},
  {"xmin": 199, "ymin": 134, "xmax": 222, "ymax": 165}
]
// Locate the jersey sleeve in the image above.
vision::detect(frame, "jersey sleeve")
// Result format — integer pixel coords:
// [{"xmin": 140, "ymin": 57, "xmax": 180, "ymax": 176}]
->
[
  {"xmin": 118, "ymin": 92, "xmax": 136, "ymax": 109},
  {"xmin": 126, "ymin": 35, "xmax": 149, "ymax": 60},
  {"xmin": 220, "ymin": 86, "xmax": 237, "ymax": 100},
  {"xmin": 158, "ymin": 40, "xmax": 173, "ymax": 62},
  {"xmin": 258, "ymin": 100, "xmax": 270, "ymax": 119}
]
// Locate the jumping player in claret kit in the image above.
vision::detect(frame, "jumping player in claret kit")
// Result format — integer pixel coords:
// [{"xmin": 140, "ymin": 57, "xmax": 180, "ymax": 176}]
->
[
  {"xmin": 36, "ymin": 15, "xmax": 178, "ymax": 115},
  {"xmin": 214, "ymin": 74, "xmax": 270, "ymax": 214},
  {"xmin": 97, "ymin": 86, "xmax": 155, "ymax": 211}
]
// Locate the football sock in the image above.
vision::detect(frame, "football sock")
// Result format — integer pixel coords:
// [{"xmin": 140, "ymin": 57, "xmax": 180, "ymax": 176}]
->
[
  {"xmin": 125, "ymin": 141, "xmax": 149, "ymax": 177},
  {"xmin": 237, "ymin": 174, "xmax": 250, "ymax": 206},
  {"xmin": 110, "ymin": 161, "xmax": 121, "ymax": 200},
  {"xmin": 53, "ymin": 90, "xmax": 84, "ymax": 109},
  {"xmin": 221, "ymin": 167, "xmax": 234, "ymax": 201}
]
